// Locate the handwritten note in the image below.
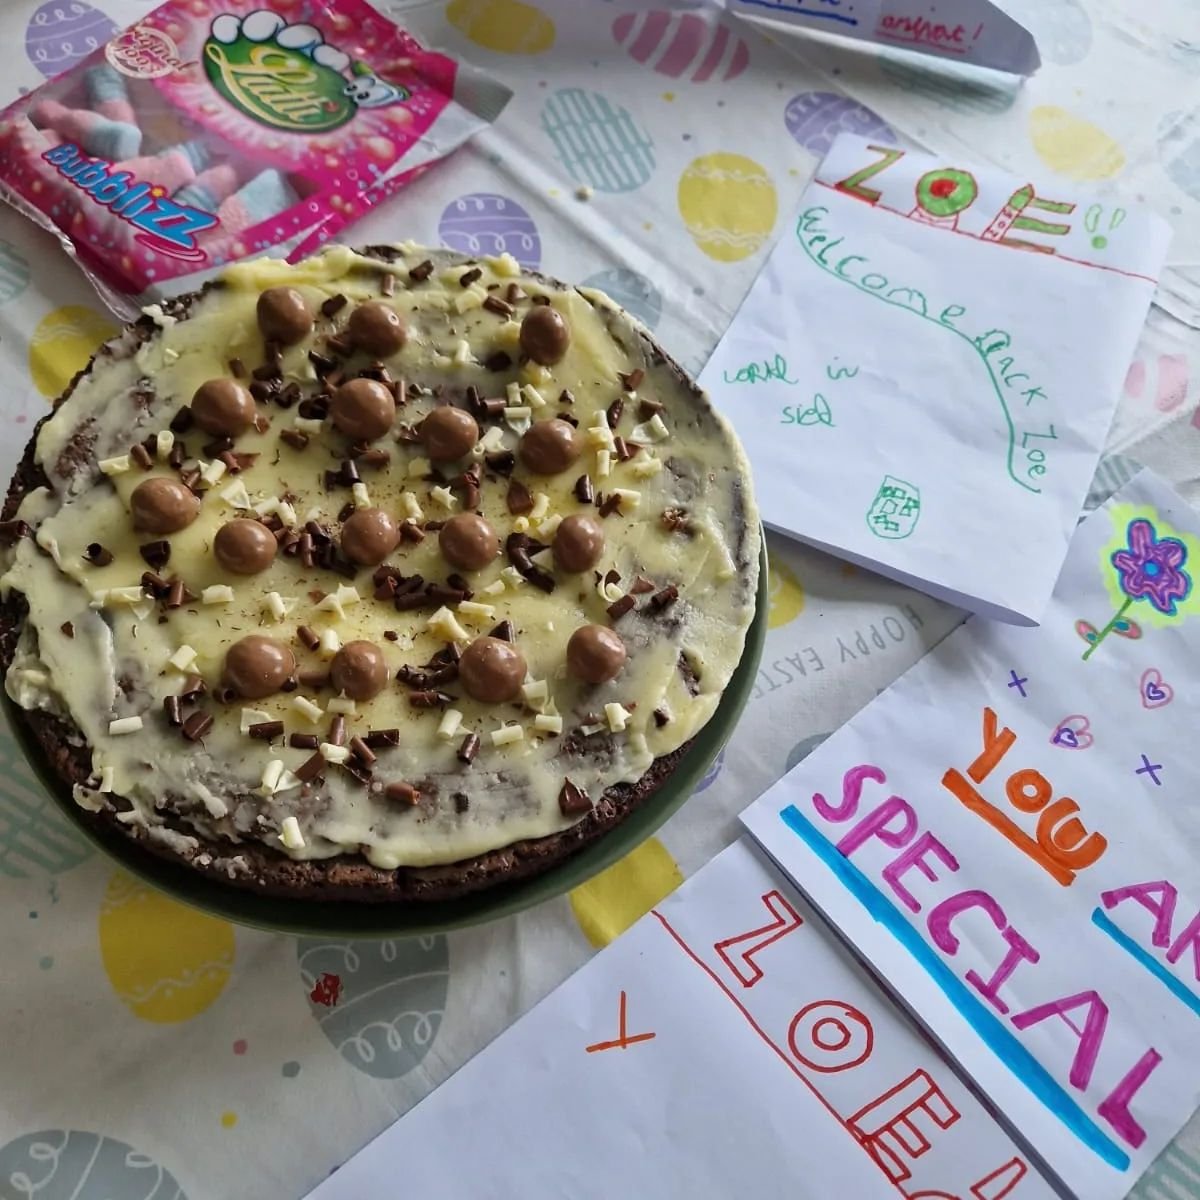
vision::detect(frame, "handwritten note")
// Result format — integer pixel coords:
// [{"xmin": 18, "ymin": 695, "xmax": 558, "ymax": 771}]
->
[
  {"xmin": 306, "ymin": 840, "xmax": 1055, "ymax": 1200},
  {"xmin": 742, "ymin": 471, "xmax": 1200, "ymax": 1199},
  {"xmin": 730, "ymin": 0, "xmax": 1041, "ymax": 76},
  {"xmin": 699, "ymin": 134, "xmax": 1171, "ymax": 624}
]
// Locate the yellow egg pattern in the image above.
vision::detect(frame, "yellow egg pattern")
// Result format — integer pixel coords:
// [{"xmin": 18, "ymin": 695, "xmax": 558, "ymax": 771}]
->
[
  {"xmin": 678, "ymin": 153, "xmax": 777, "ymax": 263},
  {"xmin": 99, "ymin": 872, "xmax": 235, "ymax": 1023},
  {"xmin": 447, "ymin": 0, "xmax": 556, "ymax": 55},
  {"xmin": 569, "ymin": 837, "xmax": 683, "ymax": 948},
  {"xmin": 767, "ymin": 555, "xmax": 805, "ymax": 629},
  {"xmin": 29, "ymin": 305, "xmax": 118, "ymax": 400},
  {"xmin": 1029, "ymin": 106, "xmax": 1125, "ymax": 181}
]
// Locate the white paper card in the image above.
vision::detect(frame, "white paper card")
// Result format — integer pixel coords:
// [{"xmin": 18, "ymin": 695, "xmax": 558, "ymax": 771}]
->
[
  {"xmin": 699, "ymin": 134, "xmax": 1171, "ymax": 624},
  {"xmin": 742, "ymin": 470, "xmax": 1200, "ymax": 1199},
  {"xmin": 306, "ymin": 840, "xmax": 1056, "ymax": 1200},
  {"xmin": 730, "ymin": 0, "xmax": 1041, "ymax": 75}
]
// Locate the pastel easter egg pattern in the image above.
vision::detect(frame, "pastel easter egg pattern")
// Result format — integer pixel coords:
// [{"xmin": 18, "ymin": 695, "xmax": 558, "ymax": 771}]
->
[
  {"xmin": 29, "ymin": 305, "xmax": 118, "ymax": 400},
  {"xmin": 878, "ymin": 56, "xmax": 1018, "ymax": 116},
  {"xmin": 439, "ymin": 193, "xmax": 542, "ymax": 268},
  {"xmin": 569, "ymin": 836, "xmax": 683, "ymax": 948},
  {"xmin": 542, "ymin": 88, "xmax": 656, "ymax": 193},
  {"xmin": 581, "ymin": 268, "xmax": 663, "ymax": 329},
  {"xmin": 298, "ymin": 934, "xmax": 449, "ymax": 1079},
  {"xmin": 696, "ymin": 747, "xmax": 726, "ymax": 793},
  {"xmin": 678, "ymin": 152, "xmax": 777, "ymax": 263},
  {"xmin": 1029, "ymin": 106, "xmax": 1125, "ymax": 181},
  {"xmin": 99, "ymin": 872, "xmax": 235, "ymax": 1023},
  {"xmin": 612, "ymin": 10, "xmax": 749, "ymax": 83},
  {"xmin": 0, "ymin": 240, "xmax": 31, "ymax": 305},
  {"xmin": 767, "ymin": 555, "xmax": 805, "ymax": 628},
  {"xmin": 446, "ymin": 0, "xmax": 555, "ymax": 55},
  {"xmin": 0, "ymin": 1130, "xmax": 186, "ymax": 1199},
  {"xmin": 784, "ymin": 92, "xmax": 896, "ymax": 156},
  {"xmin": 25, "ymin": 1, "xmax": 118, "ymax": 78},
  {"xmin": 0, "ymin": 722, "xmax": 91, "ymax": 878},
  {"xmin": 1159, "ymin": 109, "xmax": 1200, "ymax": 202},
  {"xmin": 993, "ymin": 0, "xmax": 1092, "ymax": 65}
]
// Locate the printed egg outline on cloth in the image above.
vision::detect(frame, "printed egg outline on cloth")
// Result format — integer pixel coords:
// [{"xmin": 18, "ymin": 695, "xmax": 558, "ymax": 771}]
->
[
  {"xmin": 25, "ymin": 0, "xmax": 119, "ymax": 78},
  {"xmin": 0, "ymin": 1129, "xmax": 186, "ymax": 1199},
  {"xmin": 678, "ymin": 152, "xmax": 777, "ymax": 263},
  {"xmin": 438, "ymin": 193, "xmax": 542, "ymax": 269},
  {"xmin": 0, "ymin": 240, "xmax": 31, "ymax": 305},
  {"xmin": 1158, "ymin": 109, "xmax": 1200, "ymax": 202},
  {"xmin": 1029, "ymin": 106, "xmax": 1125, "ymax": 181},
  {"xmin": 0, "ymin": 724, "xmax": 92, "ymax": 878},
  {"xmin": 29, "ymin": 305, "xmax": 119, "ymax": 400},
  {"xmin": 784, "ymin": 92, "xmax": 896, "ymax": 157},
  {"xmin": 99, "ymin": 872, "xmax": 235, "ymax": 1023},
  {"xmin": 298, "ymin": 934, "xmax": 449, "ymax": 1079},
  {"xmin": 541, "ymin": 88, "xmax": 656, "ymax": 194},
  {"xmin": 569, "ymin": 836, "xmax": 683, "ymax": 948},
  {"xmin": 612, "ymin": 10, "xmax": 749, "ymax": 83},
  {"xmin": 446, "ymin": 0, "xmax": 556, "ymax": 55},
  {"xmin": 581, "ymin": 268, "xmax": 663, "ymax": 330}
]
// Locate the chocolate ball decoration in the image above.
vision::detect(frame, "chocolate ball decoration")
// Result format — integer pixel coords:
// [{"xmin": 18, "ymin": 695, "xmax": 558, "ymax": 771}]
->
[
  {"xmin": 330, "ymin": 640, "xmax": 388, "ymax": 701},
  {"xmin": 460, "ymin": 636, "xmax": 526, "ymax": 703},
  {"xmin": 222, "ymin": 635, "xmax": 296, "ymax": 699},
  {"xmin": 553, "ymin": 514, "xmax": 605, "ymax": 573},
  {"xmin": 341, "ymin": 507, "xmax": 398, "ymax": 566},
  {"xmin": 330, "ymin": 378, "xmax": 396, "ymax": 441},
  {"xmin": 257, "ymin": 286, "xmax": 313, "ymax": 345},
  {"xmin": 567, "ymin": 625, "xmax": 627, "ymax": 684},
  {"xmin": 129, "ymin": 476, "xmax": 200, "ymax": 534},
  {"xmin": 214, "ymin": 518, "xmax": 277, "ymax": 575},
  {"xmin": 347, "ymin": 301, "xmax": 407, "ymax": 357},
  {"xmin": 191, "ymin": 379, "xmax": 256, "ymax": 436},
  {"xmin": 439, "ymin": 513, "xmax": 499, "ymax": 572},
  {"xmin": 420, "ymin": 406, "xmax": 479, "ymax": 463},
  {"xmin": 519, "ymin": 305, "xmax": 570, "ymax": 365},
  {"xmin": 519, "ymin": 419, "xmax": 581, "ymax": 475}
]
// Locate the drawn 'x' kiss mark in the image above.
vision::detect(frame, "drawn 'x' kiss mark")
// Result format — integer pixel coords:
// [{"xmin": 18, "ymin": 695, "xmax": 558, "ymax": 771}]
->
[{"xmin": 1050, "ymin": 714, "xmax": 1093, "ymax": 750}]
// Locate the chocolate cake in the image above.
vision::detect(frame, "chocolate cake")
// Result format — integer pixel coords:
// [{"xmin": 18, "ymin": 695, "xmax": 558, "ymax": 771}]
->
[{"xmin": 0, "ymin": 245, "xmax": 760, "ymax": 902}]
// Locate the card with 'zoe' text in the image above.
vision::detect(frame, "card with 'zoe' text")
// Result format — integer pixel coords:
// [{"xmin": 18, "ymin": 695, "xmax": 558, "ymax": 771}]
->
[
  {"xmin": 743, "ymin": 471, "xmax": 1200, "ymax": 1199},
  {"xmin": 700, "ymin": 134, "xmax": 1171, "ymax": 624}
]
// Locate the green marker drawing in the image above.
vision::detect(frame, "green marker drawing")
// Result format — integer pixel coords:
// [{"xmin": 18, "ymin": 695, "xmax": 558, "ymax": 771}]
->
[
  {"xmin": 723, "ymin": 353, "xmax": 798, "ymax": 386},
  {"xmin": 866, "ymin": 475, "xmax": 921, "ymax": 539}
]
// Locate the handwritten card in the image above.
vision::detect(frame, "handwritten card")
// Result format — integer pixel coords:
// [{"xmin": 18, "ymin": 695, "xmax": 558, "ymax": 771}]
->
[
  {"xmin": 730, "ymin": 0, "xmax": 1041, "ymax": 75},
  {"xmin": 699, "ymin": 134, "xmax": 1171, "ymax": 624},
  {"xmin": 742, "ymin": 471, "xmax": 1200, "ymax": 1199},
  {"xmin": 306, "ymin": 840, "xmax": 1055, "ymax": 1200}
]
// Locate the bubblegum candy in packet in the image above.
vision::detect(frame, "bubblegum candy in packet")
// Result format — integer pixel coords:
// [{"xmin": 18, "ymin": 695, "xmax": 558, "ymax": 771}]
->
[{"xmin": 0, "ymin": 2, "xmax": 510, "ymax": 318}]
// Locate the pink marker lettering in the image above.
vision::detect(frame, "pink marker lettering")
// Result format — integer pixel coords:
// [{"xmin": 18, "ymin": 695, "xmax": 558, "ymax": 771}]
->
[
  {"xmin": 1011, "ymin": 991, "xmax": 1108, "ymax": 1090},
  {"xmin": 1166, "ymin": 910, "xmax": 1200, "ymax": 982},
  {"xmin": 1097, "ymin": 1048, "xmax": 1164, "ymax": 1150},
  {"xmin": 813, "ymin": 763, "xmax": 887, "ymax": 823},
  {"xmin": 1101, "ymin": 880, "xmax": 1176, "ymax": 948},
  {"xmin": 882, "ymin": 832, "xmax": 960, "ymax": 913},
  {"xmin": 836, "ymin": 795, "xmax": 917, "ymax": 859}
]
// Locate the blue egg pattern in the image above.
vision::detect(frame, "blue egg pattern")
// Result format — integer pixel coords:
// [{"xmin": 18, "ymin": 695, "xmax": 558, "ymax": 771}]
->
[
  {"xmin": 581, "ymin": 268, "xmax": 663, "ymax": 330},
  {"xmin": 786, "ymin": 732, "xmax": 830, "ymax": 774},
  {"xmin": 438, "ymin": 193, "xmax": 542, "ymax": 269},
  {"xmin": 0, "ymin": 241, "xmax": 31, "ymax": 305},
  {"xmin": 0, "ymin": 1130, "xmax": 185, "ymax": 1199},
  {"xmin": 995, "ymin": 0, "xmax": 1092, "ymax": 66},
  {"xmin": 0, "ymin": 722, "xmax": 92, "ymax": 879},
  {"xmin": 541, "ymin": 88, "xmax": 655, "ymax": 193},
  {"xmin": 695, "ymin": 748, "xmax": 725, "ymax": 793},
  {"xmin": 784, "ymin": 92, "xmax": 895, "ymax": 156},
  {"xmin": 25, "ymin": 1, "xmax": 118, "ymax": 78},
  {"xmin": 877, "ymin": 56, "xmax": 1018, "ymax": 116},
  {"xmin": 1160, "ymin": 110, "xmax": 1200, "ymax": 202},
  {"xmin": 298, "ymin": 934, "xmax": 450, "ymax": 1079}
]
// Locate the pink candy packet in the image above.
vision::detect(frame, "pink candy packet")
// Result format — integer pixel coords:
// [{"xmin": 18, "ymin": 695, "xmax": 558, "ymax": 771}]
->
[{"xmin": 0, "ymin": 1, "xmax": 510, "ymax": 317}]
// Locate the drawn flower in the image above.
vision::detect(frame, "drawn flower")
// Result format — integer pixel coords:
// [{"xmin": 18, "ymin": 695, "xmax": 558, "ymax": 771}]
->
[{"xmin": 1111, "ymin": 518, "xmax": 1191, "ymax": 614}]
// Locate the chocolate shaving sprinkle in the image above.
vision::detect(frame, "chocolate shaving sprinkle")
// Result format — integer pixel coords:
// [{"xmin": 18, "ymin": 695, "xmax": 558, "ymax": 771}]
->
[
  {"xmin": 399, "ymin": 519, "xmax": 425, "ymax": 544},
  {"xmin": 166, "ymin": 578, "xmax": 186, "ymax": 608},
  {"xmin": 619, "ymin": 368, "xmax": 645, "ymax": 391},
  {"xmin": 214, "ymin": 686, "xmax": 237, "ymax": 704},
  {"xmin": 386, "ymin": 780, "xmax": 419, "ymax": 807},
  {"xmin": 298, "ymin": 396, "xmax": 329, "ymax": 420},
  {"xmin": 653, "ymin": 707, "xmax": 670, "ymax": 728},
  {"xmin": 290, "ymin": 733, "xmax": 319, "ymax": 750},
  {"xmin": 296, "ymin": 752, "xmax": 326, "ymax": 783},
  {"xmin": 342, "ymin": 760, "xmax": 372, "ymax": 787},
  {"xmin": 485, "ymin": 450, "xmax": 515, "ymax": 477},
  {"xmin": 630, "ymin": 576, "xmax": 655, "ymax": 595},
  {"xmin": 637, "ymin": 398, "xmax": 664, "ymax": 421},
  {"xmin": 277, "ymin": 382, "xmax": 301, "ymax": 408},
  {"xmin": 228, "ymin": 357, "xmax": 247, "ymax": 378},
  {"xmin": 321, "ymin": 294, "xmax": 348, "ymax": 318},
  {"xmin": 297, "ymin": 625, "xmax": 320, "ymax": 651},
  {"xmin": 308, "ymin": 349, "xmax": 336, "ymax": 377},
  {"xmin": 84, "ymin": 542, "xmax": 112, "ymax": 566},
  {"xmin": 249, "ymin": 720, "xmax": 284, "ymax": 741},
  {"xmin": 531, "ymin": 294, "xmax": 551, "ymax": 306},
  {"xmin": 141, "ymin": 571, "xmax": 168, "ymax": 598},
  {"xmin": 179, "ymin": 674, "xmax": 206, "ymax": 702},
  {"xmin": 0, "ymin": 519, "xmax": 32, "ymax": 545},
  {"xmin": 181, "ymin": 711, "xmax": 213, "ymax": 742},
  {"xmin": 384, "ymin": 630, "xmax": 399, "ymax": 642},
  {"xmin": 459, "ymin": 267, "xmax": 483, "ymax": 287},
  {"xmin": 650, "ymin": 584, "xmax": 679, "ymax": 610},
  {"xmin": 326, "ymin": 333, "xmax": 352, "ymax": 357},
  {"xmin": 409, "ymin": 690, "xmax": 455, "ymax": 709},
  {"xmin": 558, "ymin": 778, "xmax": 592, "ymax": 816},
  {"xmin": 661, "ymin": 507, "xmax": 691, "ymax": 533},
  {"xmin": 614, "ymin": 437, "xmax": 633, "ymax": 462},
  {"xmin": 163, "ymin": 695, "xmax": 182, "ymax": 727},
  {"xmin": 350, "ymin": 736, "xmax": 376, "ymax": 766},
  {"xmin": 505, "ymin": 531, "xmax": 556, "ymax": 593},
  {"xmin": 483, "ymin": 350, "xmax": 512, "ymax": 372},
  {"xmin": 357, "ymin": 448, "xmax": 390, "ymax": 469},
  {"xmin": 458, "ymin": 732, "xmax": 480, "ymax": 764},
  {"xmin": 506, "ymin": 480, "xmax": 534, "ymax": 515},
  {"xmin": 606, "ymin": 594, "xmax": 635, "ymax": 622},
  {"xmin": 298, "ymin": 668, "xmax": 329, "ymax": 689},
  {"xmin": 505, "ymin": 283, "xmax": 527, "ymax": 304},
  {"xmin": 169, "ymin": 406, "xmax": 193, "ymax": 433},
  {"xmin": 179, "ymin": 467, "xmax": 201, "ymax": 493},
  {"xmin": 483, "ymin": 294, "xmax": 514, "ymax": 317},
  {"xmin": 558, "ymin": 389, "xmax": 575, "ymax": 406},
  {"xmin": 204, "ymin": 435, "xmax": 234, "ymax": 458},
  {"xmin": 409, "ymin": 259, "xmax": 434, "ymax": 282},
  {"xmin": 59, "ymin": 620, "xmax": 74, "ymax": 639},
  {"xmin": 381, "ymin": 272, "xmax": 396, "ymax": 297},
  {"xmin": 573, "ymin": 474, "xmax": 594, "ymax": 504},
  {"xmin": 606, "ymin": 397, "xmax": 623, "ymax": 429},
  {"xmin": 597, "ymin": 493, "xmax": 622, "ymax": 518},
  {"xmin": 252, "ymin": 362, "xmax": 281, "ymax": 383},
  {"xmin": 168, "ymin": 443, "xmax": 185, "ymax": 469},
  {"xmin": 139, "ymin": 540, "xmax": 171, "ymax": 570},
  {"xmin": 329, "ymin": 715, "xmax": 347, "ymax": 746},
  {"xmin": 280, "ymin": 429, "xmax": 309, "ymax": 451},
  {"xmin": 366, "ymin": 728, "xmax": 400, "ymax": 748},
  {"xmin": 454, "ymin": 792, "xmax": 470, "ymax": 814},
  {"xmin": 489, "ymin": 619, "xmax": 515, "ymax": 643},
  {"xmin": 129, "ymin": 442, "xmax": 153, "ymax": 470}
]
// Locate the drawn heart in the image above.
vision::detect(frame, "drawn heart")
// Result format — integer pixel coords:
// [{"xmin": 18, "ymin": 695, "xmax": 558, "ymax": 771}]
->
[
  {"xmin": 1140, "ymin": 668, "xmax": 1174, "ymax": 709},
  {"xmin": 1050, "ymin": 714, "xmax": 1093, "ymax": 749}
]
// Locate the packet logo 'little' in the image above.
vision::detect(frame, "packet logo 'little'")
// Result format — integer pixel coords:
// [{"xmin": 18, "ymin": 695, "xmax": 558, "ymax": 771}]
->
[{"xmin": 203, "ymin": 10, "xmax": 409, "ymax": 133}]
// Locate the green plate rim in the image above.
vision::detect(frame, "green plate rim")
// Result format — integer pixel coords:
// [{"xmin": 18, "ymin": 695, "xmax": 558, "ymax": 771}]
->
[{"xmin": 7, "ymin": 540, "xmax": 766, "ymax": 937}]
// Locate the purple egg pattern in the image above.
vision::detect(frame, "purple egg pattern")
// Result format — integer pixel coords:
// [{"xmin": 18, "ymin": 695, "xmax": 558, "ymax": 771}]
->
[
  {"xmin": 25, "ymin": 1, "xmax": 118, "ymax": 79},
  {"xmin": 784, "ymin": 92, "xmax": 896, "ymax": 156},
  {"xmin": 438, "ymin": 193, "xmax": 542, "ymax": 269},
  {"xmin": 695, "ymin": 747, "xmax": 725, "ymax": 793}
]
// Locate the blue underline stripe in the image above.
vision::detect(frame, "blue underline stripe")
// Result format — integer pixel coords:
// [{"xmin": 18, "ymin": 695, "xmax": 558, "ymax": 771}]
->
[
  {"xmin": 778, "ymin": 804, "xmax": 1130, "ymax": 1171},
  {"xmin": 734, "ymin": 0, "xmax": 860, "ymax": 26},
  {"xmin": 1091, "ymin": 908, "xmax": 1200, "ymax": 1019}
]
